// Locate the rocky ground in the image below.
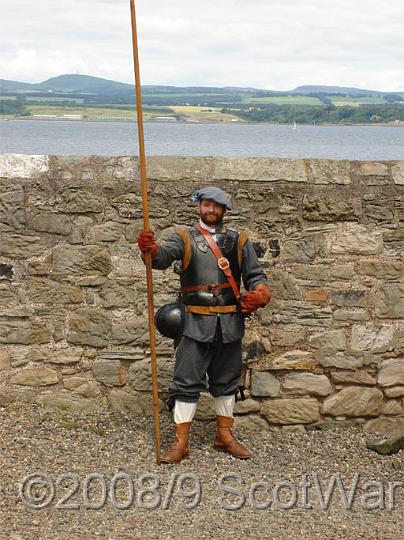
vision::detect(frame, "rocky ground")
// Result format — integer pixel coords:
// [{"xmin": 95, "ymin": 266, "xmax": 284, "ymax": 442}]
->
[{"xmin": 0, "ymin": 403, "xmax": 403, "ymax": 540}]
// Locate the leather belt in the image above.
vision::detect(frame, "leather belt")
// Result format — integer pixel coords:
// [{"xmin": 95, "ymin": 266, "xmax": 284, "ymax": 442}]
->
[
  {"xmin": 185, "ymin": 305, "xmax": 238, "ymax": 315},
  {"xmin": 181, "ymin": 282, "xmax": 240, "ymax": 293}
]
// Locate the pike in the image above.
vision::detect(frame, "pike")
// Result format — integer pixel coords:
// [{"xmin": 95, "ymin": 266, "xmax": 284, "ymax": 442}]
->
[{"xmin": 129, "ymin": 0, "xmax": 161, "ymax": 464}]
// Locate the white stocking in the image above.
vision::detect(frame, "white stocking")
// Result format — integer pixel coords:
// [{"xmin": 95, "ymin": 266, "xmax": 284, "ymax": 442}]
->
[
  {"xmin": 214, "ymin": 395, "xmax": 235, "ymax": 417},
  {"xmin": 173, "ymin": 400, "xmax": 197, "ymax": 424}
]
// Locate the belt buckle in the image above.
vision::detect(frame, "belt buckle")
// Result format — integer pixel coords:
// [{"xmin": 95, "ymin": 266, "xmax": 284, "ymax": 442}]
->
[{"xmin": 217, "ymin": 257, "xmax": 230, "ymax": 270}]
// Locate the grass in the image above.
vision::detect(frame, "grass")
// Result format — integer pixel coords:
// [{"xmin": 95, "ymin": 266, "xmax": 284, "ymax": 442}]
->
[
  {"xmin": 26, "ymin": 104, "xmax": 137, "ymax": 119},
  {"xmin": 245, "ymin": 96, "xmax": 323, "ymax": 105},
  {"xmin": 23, "ymin": 104, "xmax": 242, "ymax": 122},
  {"xmin": 329, "ymin": 96, "xmax": 386, "ymax": 106},
  {"xmin": 170, "ymin": 105, "xmax": 242, "ymax": 122}
]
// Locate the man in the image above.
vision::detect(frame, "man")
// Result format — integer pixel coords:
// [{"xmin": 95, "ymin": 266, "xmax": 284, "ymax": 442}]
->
[{"xmin": 137, "ymin": 186, "xmax": 271, "ymax": 463}]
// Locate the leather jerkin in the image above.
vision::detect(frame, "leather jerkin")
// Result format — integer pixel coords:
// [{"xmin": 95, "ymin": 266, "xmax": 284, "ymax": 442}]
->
[{"xmin": 194, "ymin": 224, "xmax": 241, "ymax": 302}]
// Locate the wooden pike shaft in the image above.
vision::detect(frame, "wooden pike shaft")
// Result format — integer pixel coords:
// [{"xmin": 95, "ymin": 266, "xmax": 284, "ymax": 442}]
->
[{"xmin": 129, "ymin": 0, "xmax": 161, "ymax": 465}]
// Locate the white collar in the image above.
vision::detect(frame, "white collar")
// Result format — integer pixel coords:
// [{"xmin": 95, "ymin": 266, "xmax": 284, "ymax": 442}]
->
[{"xmin": 199, "ymin": 218, "xmax": 219, "ymax": 233}]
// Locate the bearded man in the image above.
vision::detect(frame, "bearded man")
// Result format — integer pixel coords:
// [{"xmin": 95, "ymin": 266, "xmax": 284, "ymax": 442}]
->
[{"xmin": 137, "ymin": 186, "xmax": 271, "ymax": 463}]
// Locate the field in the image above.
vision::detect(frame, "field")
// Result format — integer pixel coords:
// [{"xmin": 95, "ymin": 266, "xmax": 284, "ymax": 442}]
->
[
  {"xmin": 26, "ymin": 104, "xmax": 138, "ymax": 120},
  {"xmin": 329, "ymin": 96, "xmax": 387, "ymax": 106},
  {"xmin": 21, "ymin": 104, "xmax": 242, "ymax": 122},
  {"xmin": 245, "ymin": 96, "xmax": 323, "ymax": 105},
  {"xmin": 170, "ymin": 105, "xmax": 241, "ymax": 122}
]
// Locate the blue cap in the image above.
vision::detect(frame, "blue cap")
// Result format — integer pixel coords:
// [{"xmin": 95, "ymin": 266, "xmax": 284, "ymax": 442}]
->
[{"xmin": 191, "ymin": 186, "xmax": 232, "ymax": 211}]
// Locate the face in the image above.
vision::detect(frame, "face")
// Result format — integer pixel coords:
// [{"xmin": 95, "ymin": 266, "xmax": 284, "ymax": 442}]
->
[{"xmin": 199, "ymin": 199, "xmax": 226, "ymax": 226}]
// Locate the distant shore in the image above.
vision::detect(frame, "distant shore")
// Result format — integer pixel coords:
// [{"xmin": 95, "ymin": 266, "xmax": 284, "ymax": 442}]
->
[{"xmin": 2, "ymin": 116, "xmax": 404, "ymax": 128}]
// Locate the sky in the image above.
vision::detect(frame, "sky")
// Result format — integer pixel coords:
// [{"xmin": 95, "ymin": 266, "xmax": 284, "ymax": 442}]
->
[{"xmin": 1, "ymin": 0, "xmax": 403, "ymax": 91}]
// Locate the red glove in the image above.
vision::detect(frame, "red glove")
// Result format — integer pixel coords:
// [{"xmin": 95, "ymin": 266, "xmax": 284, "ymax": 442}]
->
[
  {"xmin": 137, "ymin": 230, "xmax": 159, "ymax": 259},
  {"xmin": 240, "ymin": 283, "xmax": 271, "ymax": 314}
]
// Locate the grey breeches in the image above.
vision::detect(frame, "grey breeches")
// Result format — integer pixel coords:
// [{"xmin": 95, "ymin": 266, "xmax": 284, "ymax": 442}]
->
[{"xmin": 167, "ymin": 319, "xmax": 242, "ymax": 409}]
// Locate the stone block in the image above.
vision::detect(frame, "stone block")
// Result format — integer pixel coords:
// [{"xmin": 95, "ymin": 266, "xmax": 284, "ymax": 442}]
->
[
  {"xmin": 0, "ymin": 234, "xmax": 46, "ymax": 259},
  {"xmin": 50, "ymin": 244, "xmax": 113, "ymax": 280},
  {"xmin": 320, "ymin": 352, "xmax": 363, "ymax": 370},
  {"xmin": 384, "ymin": 386, "xmax": 404, "ymax": 398},
  {"xmin": 250, "ymin": 371, "xmax": 280, "ymax": 397},
  {"xmin": 36, "ymin": 390, "xmax": 105, "ymax": 414},
  {"xmin": 307, "ymin": 159, "xmax": 351, "ymax": 185},
  {"xmin": 391, "ymin": 163, "xmax": 404, "ymax": 185},
  {"xmin": 109, "ymin": 388, "xmax": 164, "ymax": 416},
  {"xmin": 233, "ymin": 415, "xmax": 271, "ymax": 431},
  {"xmin": 267, "ymin": 268, "xmax": 301, "ymax": 300},
  {"xmin": 357, "ymin": 260, "xmax": 404, "ymax": 281},
  {"xmin": 262, "ymin": 398, "xmax": 320, "ymax": 424},
  {"xmin": 364, "ymin": 416, "xmax": 404, "ymax": 435},
  {"xmin": 382, "ymin": 229, "xmax": 404, "ymax": 257},
  {"xmin": 87, "ymin": 221, "xmax": 123, "ymax": 242},
  {"xmin": 67, "ymin": 307, "xmax": 111, "ymax": 347},
  {"xmin": 28, "ymin": 278, "xmax": 83, "ymax": 305},
  {"xmin": 381, "ymin": 400, "xmax": 402, "ymax": 415},
  {"xmin": 267, "ymin": 350, "xmax": 317, "ymax": 371},
  {"xmin": 366, "ymin": 432, "xmax": 404, "ymax": 455},
  {"xmin": 212, "ymin": 157, "xmax": 307, "ymax": 182},
  {"xmin": 0, "ymin": 284, "xmax": 17, "ymax": 305},
  {"xmin": 351, "ymin": 323, "xmax": 394, "ymax": 352},
  {"xmin": 303, "ymin": 193, "xmax": 360, "ymax": 221},
  {"xmin": 330, "ymin": 370, "xmax": 376, "ymax": 386},
  {"xmin": 0, "ymin": 154, "xmax": 49, "ymax": 178},
  {"xmin": 327, "ymin": 225, "xmax": 383, "ymax": 255},
  {"xmin": 359, "ymin": 162, "xmax": 389, "ymax": 176},
  {"xmin": 31, "ymin": 347, "xmax": 82, "ymax": 364},
  {"xmin": 10, "ymin": 367, "xmax": 58, "ymax": 386},
  {"xmin": 92, "ymin": 361, "xmax": 126, "ymax": 387},
  {"xmin": 372, "ymin": 284, "xmax": 404, "ymax": 319},
  {"xmin": 30, "ymin": 213, "xmax": 72, "ymax": 235},
  {"xmin": 282, "ymin": 373, "xmax": 332, "ymax": 396},
  {"xmin": 322, "ymin": 386, "xmax": 384, "ymax": 417},
  {"xmin": 99, "ymin": 284, "xmax": 138, "ymax": 309},
  {"xmin": 377, "ymin": 358, "xmax": 404, "ymax": 387},
  {"xmin": 329, "ymin": 290, "xmax": 365, "ymax": 307},
  {"xmin": 333, "ymin": 309, "xmax": 368, "ymax": 321},
  {"xmin": 0, "ymin": 318, "xmax": 50, "ymax": 345},
  {"xmin": 0, "ymin": 189, "xmax": 25, "ymax": 231},
  {"xmin": 111, "ymin": 317, "xmax": 148, "ymax": 346},
  {"xmin": 63, "ymin": 377, "xmax": 101, "ymax": 398},
  {"xmin": 56, "ymin": 188, "xmax": 104, "ymax": 213},
  {"xmin": 270, "ymin": 302, "xmax": 332, "ymax": 326},
  {"xmin": 309, "ymin": 330, "xmax": 346, "ymax": 352},
  {"xmin": 0, "ymin": 349, "xmax": 9, "ymax": 370},
  {"xmin": 329, "ymin": 264, "xmax": 356, "ymax": 280},
  {"xmin": 305, "ymin": 288, "xmax": 328, "ymax": 302},
  {"xmin": 128, "ymin": 358, "xmax": 174, "ymax": 392},
  {"xmin": 9, "ymin": 348, "xmax": 31, "ymax": 367},
  {"xmin": 234, "ymin": 398, "xmax": 261, "ymax": 414}
]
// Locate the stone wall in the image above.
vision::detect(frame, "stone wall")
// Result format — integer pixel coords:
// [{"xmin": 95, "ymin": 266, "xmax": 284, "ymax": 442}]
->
[{"xmin": 0, "ymin": 153, "xmax": 403, "ymax": 433}]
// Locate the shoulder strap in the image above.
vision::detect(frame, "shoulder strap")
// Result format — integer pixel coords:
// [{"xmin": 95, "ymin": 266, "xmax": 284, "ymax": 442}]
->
[
  {"xmin": 237, "ymin": 230, "xmax": 249, "ymax": 268},
  {"xmin": 194, "ymin": 223, "xmax": 240, "ymax": 301},
  {"xmin": 175, "ymin": 226, "xmax": 192, "ymax": 270}
]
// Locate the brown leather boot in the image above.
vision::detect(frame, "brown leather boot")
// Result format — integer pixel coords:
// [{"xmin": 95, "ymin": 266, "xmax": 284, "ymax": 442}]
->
[
  {"xmin": 213, "ymin": 415, "xmax": 252, "ymax": 459},
  {"xmin": 161, "ymin": 422, "xmax": 191, "ymax": 463}
]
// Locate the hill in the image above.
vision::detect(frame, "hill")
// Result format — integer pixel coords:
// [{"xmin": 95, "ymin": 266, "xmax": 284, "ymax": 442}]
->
[{"xmin": 1, "ymin": 74, "xmax": 402, "ymax": 97}]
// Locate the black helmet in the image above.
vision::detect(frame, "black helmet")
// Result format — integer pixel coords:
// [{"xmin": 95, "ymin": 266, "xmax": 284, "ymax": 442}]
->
[{"xmin": 155, "ymin": 302, "xmax": 183, "ymax": 340}]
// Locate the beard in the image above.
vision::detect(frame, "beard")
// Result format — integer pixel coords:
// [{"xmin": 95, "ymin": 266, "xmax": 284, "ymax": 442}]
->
[{"xmin": 200, "ymin": 211, "xmax": 223, "ymax": 226}]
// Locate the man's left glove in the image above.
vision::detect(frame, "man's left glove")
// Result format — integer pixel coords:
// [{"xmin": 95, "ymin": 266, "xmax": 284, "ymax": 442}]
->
[
  {"xmin": 240, "ymin": 283, "xmax": 271, "ymax": 314},
  {"xmin": 137, "ymin": 230, "xmax": 160, "ymax": 259}
]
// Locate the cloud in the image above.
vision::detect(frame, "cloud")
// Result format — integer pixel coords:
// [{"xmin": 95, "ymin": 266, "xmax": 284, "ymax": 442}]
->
[{"xmin": 1, "ymin": 0, "xmax": 403, "ymax": 90}]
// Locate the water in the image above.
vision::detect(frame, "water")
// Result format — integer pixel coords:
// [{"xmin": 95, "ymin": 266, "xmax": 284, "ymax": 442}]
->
[{"xmin": 1, "ymin": 119, "xmax": 403, "ymax": 159}]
